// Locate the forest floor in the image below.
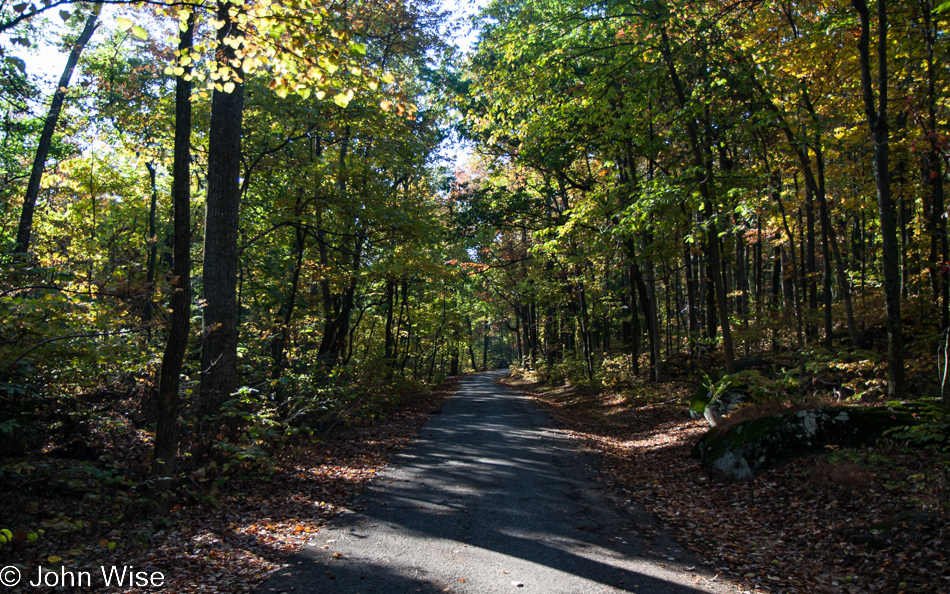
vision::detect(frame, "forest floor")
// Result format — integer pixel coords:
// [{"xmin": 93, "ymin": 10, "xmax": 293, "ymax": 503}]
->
[
  {"xmin": 0, "ymin": 379, "xmax": 457, "ymax": 593},
  {"xmin": 3, "ymin": 371, "xmax": 947, "ymax": 593},
  {"xmin": 504, "ymin": 375, "xmax": 950, "ymax": 593}
]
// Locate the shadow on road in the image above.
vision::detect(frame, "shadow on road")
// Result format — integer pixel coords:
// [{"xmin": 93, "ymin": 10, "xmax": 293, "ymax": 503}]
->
[{"xmin": 257, "ymin": 371, "xmax": 726, "ymax": 593}]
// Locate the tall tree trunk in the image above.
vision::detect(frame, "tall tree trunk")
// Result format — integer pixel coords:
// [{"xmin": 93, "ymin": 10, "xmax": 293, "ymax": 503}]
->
[
  {"xmin": 660, "ymin": 26, "xmax": 735, "ymax": 372},
  {"xmin": 576, "ymin": 279, "xmax": 594, "ymax": 378},
  {"xmin": 467, "ymin": 317, "xmax": 478, "ymax": 371},
  {"xmin": 804, "ymin": 181, "xmax": 819, "ymax": 333},
  {"xmin": 803, "ymin": 94, "xmax": 861, "ymax": 349},
  {"xmin": 922, "ymin": 2, "xmax": 949, "ymax": 330},
  {"xmin": 384, "ymin": 280, "xmax": 397, "ymax": 371},
  {"xmin": 681, "ymin": 204, "xmax": 699, "ymax": 351},
  {"xmin": 755, "ymin": 70, "xmax": 861, "ymax": 348},
  {"xmin": 16, "ymin": 9, "xmax": 99, "ymax": 254},
  {"xmin": 815, "ymin": 167, "xmax": 834, "ymax": 348},
  {"xmin": 270, "ymin": 224, "xmax": 305, "ymax": 378},
  {"xmin": 633, "ymin": 262, "xmax": 661, "ymax": 381},
  {"xmin": 852, "ymin": 0, "xmax": 905, "ymax": 396},
  {"xmin": 774, "ymin": 179, "xmax": 806, "ymax": 352},
  {"xmin": 144, "ymin": 160, "xmax": 159, "ymax": 331},
  {"xmin": 628, "ymin": 263, "xmax": 641, "ymax": 375},
  {"xmin": 198, "ymin": 3, "xmax": 245, "ymax": 438},
  {"xmin": 152, "ymin": 14, "xmax": 195, "ymax": 481}
]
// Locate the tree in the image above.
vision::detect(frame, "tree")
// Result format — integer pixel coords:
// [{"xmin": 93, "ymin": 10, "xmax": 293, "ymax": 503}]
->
[
  {"xmin": 15, "ymin": 7, "xmax": 99, "ymax": 254},
  {"xmin": 152, "ymin": 12, "xmax": 195, "ymax": 483},
  {"xmin": 852, "ymin": 0, "xmax": 905, "ymax": 397}
]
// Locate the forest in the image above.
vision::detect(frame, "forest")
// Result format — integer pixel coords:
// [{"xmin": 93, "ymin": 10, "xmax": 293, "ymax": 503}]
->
[{"xmin": 1, "ymin": 0, "xmax": 949, "ymax": 591}]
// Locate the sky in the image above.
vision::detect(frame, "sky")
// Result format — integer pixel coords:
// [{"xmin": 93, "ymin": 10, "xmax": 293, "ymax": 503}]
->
[
  {"xmin": 12, "ymin": 0, "xmax": 488, "ymax": 168},
  {"xmin": 439, "ymin": 0, "xmax": 487, "ymax": 170}
]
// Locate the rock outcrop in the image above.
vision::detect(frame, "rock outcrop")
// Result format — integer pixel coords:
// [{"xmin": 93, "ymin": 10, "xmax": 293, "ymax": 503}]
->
[{"xmin": 694, "ymin": 406, "xmax": 921, "ymax": 482}]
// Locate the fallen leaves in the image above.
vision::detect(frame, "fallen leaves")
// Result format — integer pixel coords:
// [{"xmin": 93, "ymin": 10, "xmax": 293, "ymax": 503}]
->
[
  {"xmin": 510, "ymin": 377, "xmax": 950, "ymax": 594},
  {"xmin": 0, "ymin": 381, "xmax": 457, "ymax": 593}
]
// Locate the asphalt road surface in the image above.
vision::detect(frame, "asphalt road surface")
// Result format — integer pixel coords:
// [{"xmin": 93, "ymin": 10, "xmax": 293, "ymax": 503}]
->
[{"xmin": 258, "ymin": 371, "xmax": 731, "ymax": 594}]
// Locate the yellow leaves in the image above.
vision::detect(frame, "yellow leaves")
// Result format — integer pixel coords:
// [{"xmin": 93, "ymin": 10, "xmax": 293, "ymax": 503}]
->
[
  {"xmin": 177, "ymin": 9, "xmax": 191, "ymax": 29},
  {"xmin": 333, "ymin": 88, "xmax": 354, "ymax": 108},
  {"xmin": 318, "ymin": 55, "xmax": 338, "ymax": 75},
  {"xmin": 380, "ymin": 100, "xmax": 393, "ymax": 111},
  {"xmin": 381, "ymin": 72, "xmax": 395, "ymax": 85},
  {"xmin": 223, "ymin": 81, "xmax": 235, "ymax": 93},
  {"xmin": 116, "ymin": 16, "xmax": 133, "ymax": 31}
]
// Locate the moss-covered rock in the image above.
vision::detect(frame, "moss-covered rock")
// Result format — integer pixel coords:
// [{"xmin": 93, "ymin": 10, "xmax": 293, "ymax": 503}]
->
[{"xmin": 694, "ymin": 405, "xmax": 923, "ymax": 482}]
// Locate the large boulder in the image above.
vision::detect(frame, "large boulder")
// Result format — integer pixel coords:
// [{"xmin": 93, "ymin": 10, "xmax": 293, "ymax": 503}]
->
[{"xmin": 694, "ymin": 405, "xmax": 924, "ymax": 482}]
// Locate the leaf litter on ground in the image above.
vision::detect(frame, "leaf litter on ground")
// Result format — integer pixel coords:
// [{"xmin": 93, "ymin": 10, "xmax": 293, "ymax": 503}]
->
[
  {"xmin": 0, "ymin": 379, "xmax": 457, "ymax": 593},
  {"xmin": 504, "ymin": 376, "xmax": 949, "ymax": 594}
]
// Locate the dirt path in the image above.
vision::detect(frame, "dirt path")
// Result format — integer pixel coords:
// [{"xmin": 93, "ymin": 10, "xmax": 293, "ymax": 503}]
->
[{"xmin": 257, "ymin": 371, "xmax": 732, "ymax": 593}]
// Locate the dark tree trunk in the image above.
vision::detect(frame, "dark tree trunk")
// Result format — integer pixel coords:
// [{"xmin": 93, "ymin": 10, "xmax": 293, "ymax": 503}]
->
[
  {"xmin": 660, "ymin": 25, "xmax": 734, "ymax": 372},
  {"xmin": 467, "ymin": 317, "xmax": 478, "ymax": 371},
  {"xmin": 852, "ymin": 0, "xmax": 905, "ymax": 396},
  {"xmin": 922, "ymin": 2, "xmax": 949, "ymax": 330},
  {"xmin": 684, "ymin": 243, "xmax": 698, "ymax": 351},
  {"xmin": 628, "ymin": 263, "xmax": 641, "ymax": 375},
  {"xmin": 144, "ymin": 161, "xmax": 159, "ymax": 330},
  {"xmin": 384, "ymin": 280, "xmax": 397, "ymax": 370},
  {"xmin": 152, "ymin": 14, "xmax": 195, "ymax": 481},
  {"xmin": 805, "ymin": 181, "xmax": 819, "ymax": 326},
  {"xmin": 577, "ymin": 280, "xmax": 594, "ymax": 378},
  {"xmin": 815, "ymin": 164, "xmax": 834, "ymax": 348},
  {"xmin": 633, "ymin": 262, "xmax": 661, "ymax": 381},
  {"xmin": 270, "ymin": 224, "xmax": 305, "ymax": 378},
  {"xmin": 754, "ymin": 215, "xmax": 763, "ymax": 315},
  {"xmin": 16, "ymin": 10, "xmax": 99, "ymax": 254},
  {"xmin": 450, "ymin": 335, "xmax": 460, "ymax": 376},
  {"xmin": 803, "ymin": 93, "xmax": 861, "ymax": 349},
  {"xmin": 198, "ymin": 3, "xmax": 246, "ymax": 437}
]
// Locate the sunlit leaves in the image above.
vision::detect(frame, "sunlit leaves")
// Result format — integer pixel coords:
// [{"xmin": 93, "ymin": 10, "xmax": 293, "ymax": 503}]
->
[{"xmin": 333, "ymin": 88, "xmax": 354, "ymax": 107}]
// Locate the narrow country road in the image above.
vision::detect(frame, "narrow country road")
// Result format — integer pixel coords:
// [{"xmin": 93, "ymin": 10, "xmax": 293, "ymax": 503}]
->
[{"xmin": 258, "ymin": 371, "xmax": 731, "ymax": 594}]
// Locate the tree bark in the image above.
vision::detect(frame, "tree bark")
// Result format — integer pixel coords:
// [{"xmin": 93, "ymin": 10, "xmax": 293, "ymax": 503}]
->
[
  {"xmin": 660, "ymin": 26, "xmax": 735, "ymax": 372},
  {"xmin": 152, "ymin": 13, "xmax": 195, "ymax": 481},
  {"xmin": 852, "ymin": 0, "xmax": 905, "ymax": 396},
  {"xmin": 922, "ymin": 2, "xmax": 949, "ymax": 330},
  {"xmin": 198, "ymin": 2, "xmax": 246, "ymax": 437},
  {"xmin": 270, "ymin": 224, "xmax": 305, "ymax": 379},
  {"xmin": 16, "ymin": 10, "xmax": 99, "ymax": 253},
  {"xmin": 144, "ymin": 160, "xmax": 159, "ymax": 330}
]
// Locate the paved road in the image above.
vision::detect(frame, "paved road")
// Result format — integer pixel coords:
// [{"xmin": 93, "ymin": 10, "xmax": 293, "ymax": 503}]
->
[{"xmin": 258, "ymin": 371, "xmax": 731, "ymax": 594}]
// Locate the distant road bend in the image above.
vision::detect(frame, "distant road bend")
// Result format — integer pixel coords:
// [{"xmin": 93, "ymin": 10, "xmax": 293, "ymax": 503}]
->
[{"xmin": 258, "ymin": 370, "xmax": 733, "ymax": 593}]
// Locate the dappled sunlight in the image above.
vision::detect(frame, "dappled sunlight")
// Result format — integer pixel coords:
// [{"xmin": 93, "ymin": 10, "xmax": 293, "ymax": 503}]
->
[{"xmin": 259, "ymin": 371, "xmax": 729, "ymax": 594}]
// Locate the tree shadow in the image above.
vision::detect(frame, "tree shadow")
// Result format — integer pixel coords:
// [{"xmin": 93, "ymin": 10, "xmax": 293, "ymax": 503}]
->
[{"xmin": 256, "ymin": 371, "xmax": 725, "ymax": 593}]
